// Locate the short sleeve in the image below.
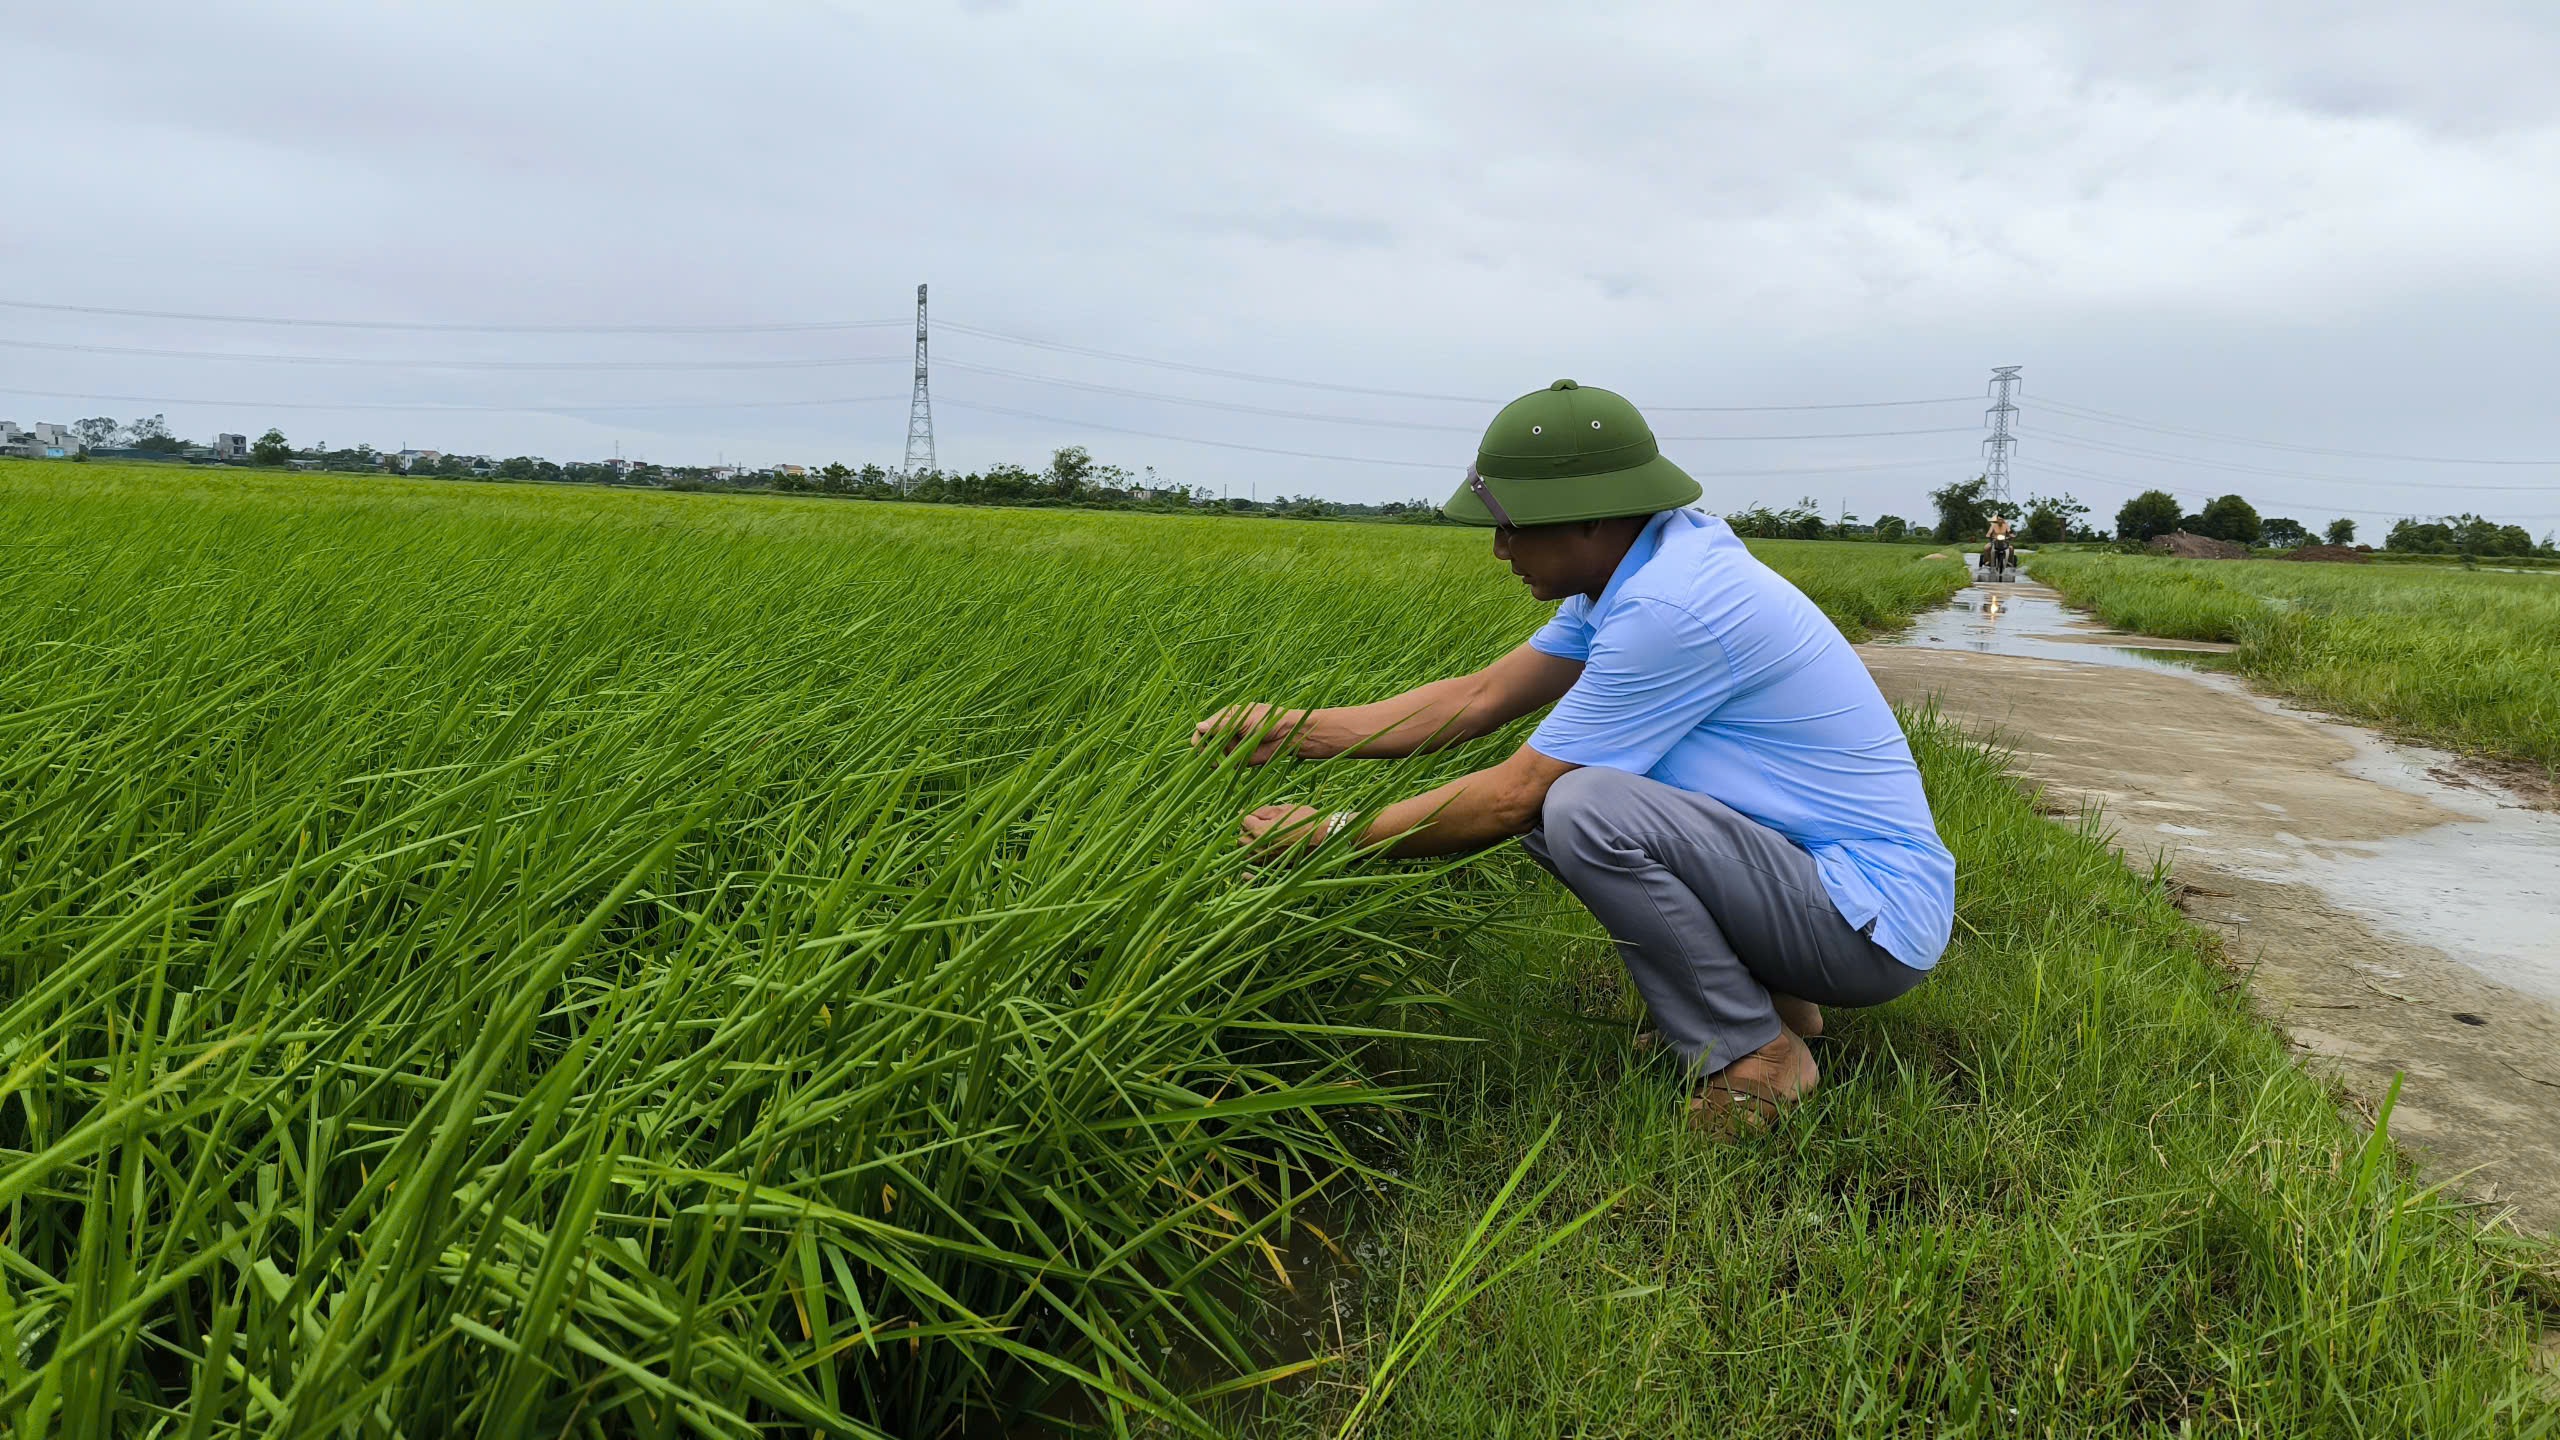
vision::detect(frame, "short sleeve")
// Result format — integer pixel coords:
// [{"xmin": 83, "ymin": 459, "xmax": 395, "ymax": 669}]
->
[
  {"xmin": 1528, "ymin": 599, "xmax": 1733, "ymax": 775},
  {"xmin": 1527, "ymin": 598, "xmax": 1594, "ymax": 661}
]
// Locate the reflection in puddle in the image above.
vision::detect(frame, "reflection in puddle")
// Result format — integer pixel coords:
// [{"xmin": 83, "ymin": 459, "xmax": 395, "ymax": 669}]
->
[{"xmin": 1896, "ymin": 581, "xmax": 2236, "ymax": 675}]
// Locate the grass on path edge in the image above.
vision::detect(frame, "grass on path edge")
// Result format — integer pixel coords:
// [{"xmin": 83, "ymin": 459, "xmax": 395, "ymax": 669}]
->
[{"xmin": 2028, "ymin": 551, "xmax": 2560, "ymax": 778}]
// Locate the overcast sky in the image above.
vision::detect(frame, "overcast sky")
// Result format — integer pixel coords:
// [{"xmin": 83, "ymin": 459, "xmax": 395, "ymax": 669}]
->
[{"xmin": 7, "ymin": 1, "xmax": 2558, "ymax": 531}]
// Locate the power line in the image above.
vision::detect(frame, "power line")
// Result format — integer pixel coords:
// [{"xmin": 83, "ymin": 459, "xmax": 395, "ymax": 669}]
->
[
  {"xmin": 940, "ymin": 358, "xmax": 1477, "ymax": 432},
  {"xmin": 941, "ymin": 319, "xmax": 1974, "ymax": 411},
  {"xmin": 0, "ymin": 378, "xmax": 1968, "ymax": 446},
  {"xmin": 2013, "ymin": 457, "xmax": 2560, "ymax": 522},
  {"xmin": 0, "ymin": 297, "xmax": 906, "ymax": 335},
  {"xmin": 936, "ymin": 357, "xmax": 1980, "ymax": 438},
  {"xmin": 0, "ymin": 385, "xmax": 908, "ymax": 415},
  {"xmin": 0, "ymin": 293, "xmax": 1985, "ymax": 411},
  {"xmin": 4, "ymin": 327, "xmax": 1976, "ymax": 417},
  {"xmin": 939, "ymin": 395, "xmax": 1969, "ymax": 477},
  {"xmin": 2036, "ymin": 394, "xmax": 2560, "ymax": 466},
  {"xmin": 0, "ymin": 339, "xmax": 910, "ymax": 372},
  {"xmin": 2020, "ymin": 425, "xmax": 2560, "ymax": 491},
  {"xmin": 938, "ymin": 321, "xmax": 1489, "ymax": 403},
  {"xmin": 937, "ymin": 397, "xmax": 1450, "ymax": 469},
  {"xmin": 1650, "ymin": 396, "xmax": 1978, "ymax": 414},
  {"xmin": 6, "ymin": 380, "xmax": 1964, "ymax": 481}
]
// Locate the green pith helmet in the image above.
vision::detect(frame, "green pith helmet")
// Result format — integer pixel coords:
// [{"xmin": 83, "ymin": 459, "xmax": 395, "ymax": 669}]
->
[{"xmin": 1439, "ymin": 379, "xmax": 1701, "ymax": 527}]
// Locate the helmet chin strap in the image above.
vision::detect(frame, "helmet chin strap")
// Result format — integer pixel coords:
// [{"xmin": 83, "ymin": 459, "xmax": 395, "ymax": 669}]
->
[{"xmin": 1465, "ymin": 464, "xmax": 1516, "ymax": 529}]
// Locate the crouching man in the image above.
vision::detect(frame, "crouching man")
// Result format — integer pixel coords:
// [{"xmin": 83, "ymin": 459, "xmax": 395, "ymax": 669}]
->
[{"xmin": 1198, "ymin": 380, "xmax": 1954, "ymax": 1131}]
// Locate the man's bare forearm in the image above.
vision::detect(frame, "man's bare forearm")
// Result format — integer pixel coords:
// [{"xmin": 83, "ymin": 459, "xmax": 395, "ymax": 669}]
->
[
  {"xmin": 1336, "ymin": 745, "xmax": 1577, "ymax": 858},
  {"xmin": 1297, "ymin": 675, "xmax": 1495, "ymax": 759}
]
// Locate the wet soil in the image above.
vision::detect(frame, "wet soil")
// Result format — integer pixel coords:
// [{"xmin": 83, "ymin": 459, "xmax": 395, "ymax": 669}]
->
[{"xmin": 1863, "ymin": 582, "xmax": 2560, "ymax": 1232}]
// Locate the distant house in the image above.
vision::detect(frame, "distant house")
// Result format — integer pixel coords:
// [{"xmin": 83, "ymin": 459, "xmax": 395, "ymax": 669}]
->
[
  {"xmin": 214, "ymin": 433, "xmax": 248, "ymax": 461},
  {"xmin": 1, "ymin": 420, "xmax": 74, "ymax": 459}
]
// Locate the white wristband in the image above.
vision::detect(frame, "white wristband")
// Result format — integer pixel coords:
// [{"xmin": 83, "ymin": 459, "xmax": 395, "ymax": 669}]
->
[{"xmin": 1324, "ymin": 810, "xmax": 1360, "ymax": 844}]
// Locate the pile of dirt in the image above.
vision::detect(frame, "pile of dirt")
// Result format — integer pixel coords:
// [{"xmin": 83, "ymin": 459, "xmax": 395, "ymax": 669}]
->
[
  {"xmin": 2280, "ymin": 544, "xmax": 2370, "ymax": 564},
  {"xmin": 2146, "ymin": 530, "xmax": 2250, "ymax": 560}
]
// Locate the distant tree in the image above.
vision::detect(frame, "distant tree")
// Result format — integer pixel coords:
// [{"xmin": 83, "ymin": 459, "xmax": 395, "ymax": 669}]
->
[
  {"xmin": 381, "ymin": 453, "xmax": 407, "ymax": 474},
  {"xmin": 2260, "ymin": 517, "xmax": 2309, "ymax": 549},
  {"xmin": 1726, "ymin": 497, "xmax": 1827, "ymax": 540},
  {"xmin": 495, "ymin": 456, "xmax": 538, "ymax": 480},
  {"xmin": 74, "ymin": 417, "xmax": 119, "ymax": 450},
  {"xmin": 2022, "ymin": 492, "xmax": 2088, "ymax": 545},
  {"xmin": 1790, "ymin": 495, "xmax": 1832, "ymax": 540},
  {"xmin": 2387, "ymin": 518, "xmax": 2445, "ymax": 553},
  {"xmin": 1928, "ymin": 476, "xmax": 1991, "ymax": 543},
  {"xmin": 2395, "ymin": 513, "xmax": 2540, "ymax": 558},
  {"xmin": 2325, "ymin": 517, "xmax": 2357, "ymax": 546},
  {"xmin": 1872, "ymin": 514, "xmax": 1908, "ymax": 543},
  {"xmin": 121, "ymin": 412, "xmax": 188, "ymax": 455},
  {"xmin": 2192, "ymin": 494, "xmax": 2261, "ymax": 546},
  {"xmin": 2115, "ymin": 489, "xmax": 2183, "ymax": 542},
  {"xmin": 1045, "ymin": 445, "xmax": 1096, "ymax": 500},
  {"xmin": 251, "ymin": 428, "xmax": 293, "ymax": 466}
]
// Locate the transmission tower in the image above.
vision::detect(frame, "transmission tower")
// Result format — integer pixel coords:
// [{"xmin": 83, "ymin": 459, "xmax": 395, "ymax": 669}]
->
[
  {"xmin": 901, "ymin": 283, "xmax": 935, "ymax": 489},
  {"xmin": 1981, "ymin": 365, "xmax": 2020, "ymax": 515}
]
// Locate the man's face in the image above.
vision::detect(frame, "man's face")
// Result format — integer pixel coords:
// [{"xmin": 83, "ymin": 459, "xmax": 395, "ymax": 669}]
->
[{"xmin": 1492, "ymin": 521, "xmax": 1626, "ymax": 602}]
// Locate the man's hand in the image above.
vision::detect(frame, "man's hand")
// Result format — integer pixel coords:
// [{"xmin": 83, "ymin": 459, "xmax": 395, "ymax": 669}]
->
[
  {"xmin": 1236, "ymin": 803, "xmax": 1335, "ymax": 859},
  {"xmin": 1194, "ymin": 703, "xmax": 1310, "ymax": 766}
]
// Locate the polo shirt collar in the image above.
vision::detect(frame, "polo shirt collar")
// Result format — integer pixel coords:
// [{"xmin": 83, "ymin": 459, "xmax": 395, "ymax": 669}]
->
[{"xmin": 1588, "ymin": 508, "xmax": 1683, "ymax": 621}]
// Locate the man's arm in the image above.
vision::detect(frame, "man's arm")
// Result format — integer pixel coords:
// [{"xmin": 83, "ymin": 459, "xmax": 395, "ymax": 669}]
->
[
  {"xmin": 1238, "ymin": 743, "xmax": 1580, "ymax": 860},
  {"xmin": 1197, "ymin": 641, "xmax": 1581, "ymax": 765}
]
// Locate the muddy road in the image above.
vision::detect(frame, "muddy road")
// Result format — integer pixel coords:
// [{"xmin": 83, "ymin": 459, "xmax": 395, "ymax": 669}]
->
[{"xmin": 1862, "ymin": 581, "xmax": 2560, "ymax": 1232}]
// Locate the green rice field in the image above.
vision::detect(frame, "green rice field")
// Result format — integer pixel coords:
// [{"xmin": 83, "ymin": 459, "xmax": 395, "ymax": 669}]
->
[
  {"xmin": 2029, "ymin": 551, "xmax": 2560, "ymax": 775},
  {"xmin": 1, "ymin": 462, "xmax": 2552, "ymax": 1437}
]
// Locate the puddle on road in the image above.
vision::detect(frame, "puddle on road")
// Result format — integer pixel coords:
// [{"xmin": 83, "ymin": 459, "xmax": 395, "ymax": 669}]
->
[
  {"xmin": 1892, "ymin": 580, "xmax": 2560, "ymax": 1002},
  {"xmin": 1896, "ymin": 581, "xmax": 2237, "ymax": 675}
]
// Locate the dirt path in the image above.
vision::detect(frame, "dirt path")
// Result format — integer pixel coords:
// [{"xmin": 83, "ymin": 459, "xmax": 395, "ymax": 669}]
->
[{"xmin": 1861, "ymin": 582, "xmax": 2560, "ymax": 1232}]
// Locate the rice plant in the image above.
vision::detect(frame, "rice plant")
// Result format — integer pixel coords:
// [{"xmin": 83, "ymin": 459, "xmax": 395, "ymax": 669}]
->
[{"xmin": 0, "ymin": 465, "xmax": 1967, "ymax": 1435}]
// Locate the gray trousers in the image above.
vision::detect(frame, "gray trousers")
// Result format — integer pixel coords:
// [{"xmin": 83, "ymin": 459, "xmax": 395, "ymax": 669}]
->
[{"xmin": 1524, "ymin": 766, "xmax": 1927, "ymax": 1073}]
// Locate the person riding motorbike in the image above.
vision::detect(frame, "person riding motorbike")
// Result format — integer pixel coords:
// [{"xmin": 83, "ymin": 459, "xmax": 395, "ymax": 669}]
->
[{"xmin": 1982, "ymin": 515, "xmax": 2017, "ymax": 577}]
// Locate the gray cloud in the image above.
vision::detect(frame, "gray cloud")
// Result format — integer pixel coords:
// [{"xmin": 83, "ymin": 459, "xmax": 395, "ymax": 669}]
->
[{"xmin": 4, "ymin": 0, "xmax": 2557, "ymax": 532}]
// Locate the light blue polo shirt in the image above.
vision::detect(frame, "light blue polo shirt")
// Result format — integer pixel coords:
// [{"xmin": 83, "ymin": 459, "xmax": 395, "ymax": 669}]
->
[{"xmin": 1526, "ymin": 508, "xmax": 1954, "ymax": 970}]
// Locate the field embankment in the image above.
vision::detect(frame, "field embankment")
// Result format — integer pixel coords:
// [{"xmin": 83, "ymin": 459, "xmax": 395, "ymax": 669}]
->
[
  {"xmin": 2029, "ymin": 550, "xmax": 2560, "ymax": 776},
  {"xmin": 0, "ymin": 463, "xmax": 2550, "ymax": 1436}
]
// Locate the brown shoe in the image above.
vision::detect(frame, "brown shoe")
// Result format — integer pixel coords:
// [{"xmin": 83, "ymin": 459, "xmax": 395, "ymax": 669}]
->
[{"xmin": 1687, "ymin": 1030, "xmax": 1819, "ymax": 1136}]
